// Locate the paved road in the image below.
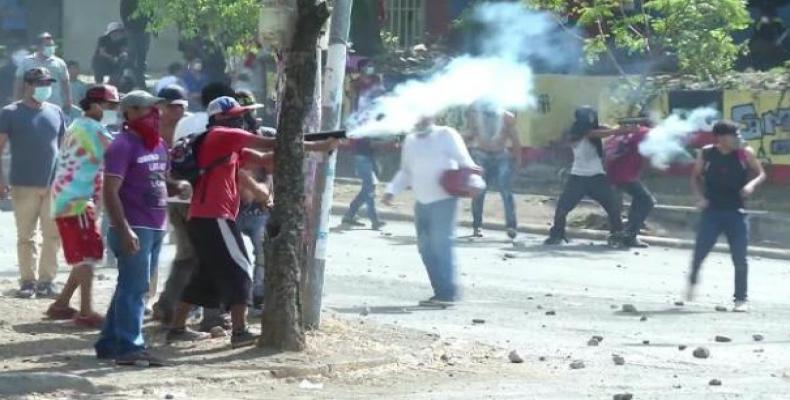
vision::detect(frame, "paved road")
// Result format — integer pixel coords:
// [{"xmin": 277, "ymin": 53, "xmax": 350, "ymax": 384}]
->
[
  {"xmin": 323, "ymin": 217, "xmax": 790, "ymax": 399},
  {"xmin": 1, "ymin": 209, "xmax": 788, "ymax": 399}
]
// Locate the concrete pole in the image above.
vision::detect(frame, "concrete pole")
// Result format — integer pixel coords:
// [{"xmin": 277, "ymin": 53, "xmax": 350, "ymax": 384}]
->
[{"xmin": 302, "ymin": 0, "xmax": 354, "ymax": 329}]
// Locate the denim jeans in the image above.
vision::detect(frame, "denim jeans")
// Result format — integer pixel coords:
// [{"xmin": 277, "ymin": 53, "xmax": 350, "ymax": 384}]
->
[
  {"xmin": 415, "ymin": 198, "xmax": 459, "ymax": 301},
  {"xmin": 344, "ymin": 155, "xmax": 380, "ymax": 225},
  {"xmin": 237, "ymin": 212, "xmax": 269, "ymax": 299},
  {"xmin": 549, "ymin": 174, "xmax": 623, "ymax": 238},
  {"xmin": 689, "ymin": 209, "xmax": 749, "ymax": 301},
  {"xmin": 617, "ymin": 181, "xmax": 656, "ymax": 239},
  {"xmin": 95, "ymin": 227, "xmax": 164, "ymax": 359},
  {"xmin": 471, "ymin": 150, "xmax": 516, "ymax": 230}
]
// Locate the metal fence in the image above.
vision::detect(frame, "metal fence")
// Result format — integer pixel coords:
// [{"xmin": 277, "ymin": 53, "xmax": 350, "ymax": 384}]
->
[{"xmin": 383, "ymin": 0, "xmax": 425, "ymax": 48}]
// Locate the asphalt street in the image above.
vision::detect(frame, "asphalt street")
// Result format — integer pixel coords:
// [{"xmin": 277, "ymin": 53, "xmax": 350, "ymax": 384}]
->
[{"xmin": 323, "ymin": 216, "xmax": 790, "ymax": 399}]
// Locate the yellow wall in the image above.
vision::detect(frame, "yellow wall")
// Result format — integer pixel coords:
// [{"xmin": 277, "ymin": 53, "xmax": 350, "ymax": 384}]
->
[{"xmin": 723, "ymin": 90, "xmax": 790, "ymax": 166}]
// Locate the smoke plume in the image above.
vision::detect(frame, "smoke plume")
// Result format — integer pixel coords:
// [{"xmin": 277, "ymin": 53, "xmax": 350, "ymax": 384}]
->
[
  {"xmin": 639, "ymin": 107, "xmax": 719, "ymax": 169},
  {"xmin": 347, "ymin": 3, "xmax": 579, "ymax": 137}
]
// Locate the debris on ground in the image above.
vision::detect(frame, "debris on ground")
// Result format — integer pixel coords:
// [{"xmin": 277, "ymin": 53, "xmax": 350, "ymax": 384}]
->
[
  {"xmin": 545, "ymin": 310, "xmax": 556, "ymax": 316},
  {"xmin": 693, "ymin": 347, "xmax": 711, "ymax": 359},
  {"xmin": 674, "ymin": 301, "xmax": 685, "ymax": 306},
  {"xmin": 640, "ymin": 315, "xmax": 648, "ymax": 322},
  {"xmin": 678, "ymin": 345, "xmax": 688, "ymax": 351},
  {"xmin": 209, "ymin": 326, "xmax": 227, "ymax": 338},
  {"xmin": 569, "ymin": 360, "xmax": 585, "ymax": 370},
  {"xmin": 753, "ymin": 334, "xmax": 765, "ymax": 342},
  {"xmin": 612, "ymin": 355, "xmax": 625, "ymax": 366},
  {"xmin": 472, "ymin": 319, "xmax": 486, "ymax": 325},
  {"xmin": 587, "ymin": 338, "xmax": 600, "ymax": 346},
  {"xmin": 621, "ymin": 304, "xmax": 638, "ymax": 313},
  {"xmin": 613, "ymin": 394, "xmax": 634, "ymax": 400},
  {"xmin": 714, "ymin": 336, "xmax": 732, "ymax": 343},
  {"xmin": 298, "ymin": 379, "xmax": 324, "ymax": 390},
  {"xmin": 508, "ymin": 350, "xmax": 524, "ymax": 364},
  {"xmin": 709, "ymin": 379, "xmax": 722, "ymax": 386},
  {"xmin": 714, "ymin": 306, "xmax": 728, "ymax": 312}
]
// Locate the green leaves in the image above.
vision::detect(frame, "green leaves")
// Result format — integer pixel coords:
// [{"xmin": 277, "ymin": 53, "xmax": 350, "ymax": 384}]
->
[
  {"xmin": 524, "ymin": 0, "xmax": 751, "ymax": 79},
  {"xmin": 137, "ymin": 0, "xmax": 261, "ymax": 55}
]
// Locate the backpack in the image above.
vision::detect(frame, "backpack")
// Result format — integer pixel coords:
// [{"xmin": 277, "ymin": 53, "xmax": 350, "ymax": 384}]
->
[{"xmin": 170, "ymin": 131, "xmax": 230, "ymax": 185}]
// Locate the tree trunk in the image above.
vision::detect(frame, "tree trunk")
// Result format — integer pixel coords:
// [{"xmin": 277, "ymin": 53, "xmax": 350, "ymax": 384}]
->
[{"xmin": 260, "ymin": 0, "xmax": 330, "ymax": 352}]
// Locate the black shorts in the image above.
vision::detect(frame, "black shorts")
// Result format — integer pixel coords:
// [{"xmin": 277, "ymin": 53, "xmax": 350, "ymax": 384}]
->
[{"xmin": 181, "ymin": 218, "xmax": 252, "ymax": 308}]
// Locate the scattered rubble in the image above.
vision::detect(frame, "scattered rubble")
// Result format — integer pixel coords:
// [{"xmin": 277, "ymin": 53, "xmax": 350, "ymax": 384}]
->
[
  {"xmin": 569, "ymin": 360, "xmax": 585, "ymax": 370},
  {"xmin": 714, "ymin": 306, "xmax": 728, "ymax": 312},
  {"xmin": 678, "ymin": 345, "xmax": 688, "ymax": 351},
  {"xmin": 545, "ymin": 311, "xmax": 556, "ymax": 316},
  {"xmin": 714, "ymin": 336, "xmax": 731, "ymax": 343},
  {"xmin": 472, "ymin": 319, "xmax": 486, "ymax": 325},
  {"xmin": 587, "ymin": 338, "xmax": 600, "ymax": 346},
  {"xmin": 693, "ymin": 347, "xmax": 710, "ymax": 359},
  {"xmin": 753, "ymin": 334, "xmax": 765, "ymax": 342},
  {"xmin": 709, "ymin": 379, "xmax": 722, "ymax": 386},
  {"xmin": 613, "ymin": 394, "xmax": 633, "ymax": 400},
  {"xmin": 508, "ymin": 350, "xmax": 524, "ymax": 364},
  {"xmin": 640, "ymin": 315, "xmax": 648, "ymax": 322},
  {"xmin": 621, "ymin": 304, "xmax": 638, "ymax": 313},
  {"xmin": 612, "ymin": 355, "xmax": 625, "ymax": 366}
]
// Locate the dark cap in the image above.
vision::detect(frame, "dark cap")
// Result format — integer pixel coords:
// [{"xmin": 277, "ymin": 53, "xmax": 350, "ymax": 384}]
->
[
  {"xmin": 712, "ymin": 120, "xmax": 739, "ymax": 136},
  {"xmin": 157, "ymin": 84, "xmax": 189, "ymax": 107},
  {"xmin": 23, "ymin": 67, "xmax": 56, "ymax": 84},
  {"xmin": 85, "ymin": 85, "xmax": 120, "ymax": 103}
]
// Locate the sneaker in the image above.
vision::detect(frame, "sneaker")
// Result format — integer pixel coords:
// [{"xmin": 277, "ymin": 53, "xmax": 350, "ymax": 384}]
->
[
  {"xmin": 166, "ymin": 327, "xmax": 212, "ymax": 342},
  {"xmin": 607, "ymin": 234, "xmax": 628, "ymax": 249},
  {"xmin": 733, "ymin": 300, "xmax": 749, "ymax": 313},
  {"xmin": 543, "ymin": 235, "xmax": 566, "ymax": 245},
  {"xmin": 418, "ymin": 297, "xmax": 455, "ymax": 308},
  {"xmin": 17, "ymin": 281, "xmax": 36, "ymax": 298},
  {"xmin": 472, "ymin": 228, "xmax": 483, "ymax": 238},
  {"xmin": 684, "ymin": 283, "xmax": 697, "ymax": 302},
  {"xmin": 342, "ymin": 218, "xmax": 365, "ymax": 227},
  {"xmin": 231, "ymin": 328, "xmax": 257, "ymax": 349},
  {"xmin": 45, "ymin": 303, "xmax": 79, "ymax": 320},
  {"xmin": 623, "ymin": 236, "xmax": 649, "ymax": 248},
  {"xmin": 507, "ymin": 229, "xmax": 517, "ymax": 240},
  {"xmin": 35, "ymin": 281, "xmax": 60, "ymax": 298},
  {"xmin": 115, "ymin": 351, "xmax": 166, "ymax": 367},
  {"xmin": 74, "ymin": 312, "xmax": 105, "ymax": 329},
  {"xmin": 372, "ymin": 221, "xmax": 387, "ymax": 230}
]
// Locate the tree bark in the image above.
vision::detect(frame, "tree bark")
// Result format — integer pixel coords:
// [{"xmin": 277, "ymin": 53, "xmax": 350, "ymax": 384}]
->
[{"xmin": 260, "ymin": 0, "xmax": 330, "ymax": 352}]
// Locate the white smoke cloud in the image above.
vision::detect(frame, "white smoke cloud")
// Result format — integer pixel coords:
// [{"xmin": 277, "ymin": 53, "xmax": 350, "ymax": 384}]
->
[
  {"xmin": 347, "ymin": 2, "xmax": 579, "ymax": 137},
  {"xmin": 639, "ymin": 107, "xmax": 719, "ymax": 169}
]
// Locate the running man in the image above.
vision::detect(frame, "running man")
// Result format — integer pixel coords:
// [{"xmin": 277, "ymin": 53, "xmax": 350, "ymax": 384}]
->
[{"xmin": 686, "ymin": 120, "xmax": 766, "ymax": 312}]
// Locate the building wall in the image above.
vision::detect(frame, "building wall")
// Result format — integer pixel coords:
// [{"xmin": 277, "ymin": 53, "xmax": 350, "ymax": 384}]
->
[{"xmin": 61, "ymin": 0, "xmax": 181, "ymax": 76}]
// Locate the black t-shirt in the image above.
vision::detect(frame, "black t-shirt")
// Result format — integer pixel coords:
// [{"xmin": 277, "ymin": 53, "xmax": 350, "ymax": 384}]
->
[
  {"xmin": 95, "ymin": 35, "xmax": 127, "ymax": 58},
  {"xmin": 703, "ymin": 146, "xmax": 748, "ymax": 210}
]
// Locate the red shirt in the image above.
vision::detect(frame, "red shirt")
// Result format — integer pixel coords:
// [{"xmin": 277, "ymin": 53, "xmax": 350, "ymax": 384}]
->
[
  {"xmin": 605, "ymin": 127, "xmax": 648, "ymax": 185},
  {"xmin": 188, "ymin": 127, "xmax": 256, "ymax": 220}
]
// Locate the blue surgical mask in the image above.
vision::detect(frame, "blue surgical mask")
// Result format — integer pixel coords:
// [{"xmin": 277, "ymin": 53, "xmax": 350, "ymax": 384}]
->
[
  {"xmin": 42, "ymin": 45, "xmax": 56, "ymax": 57},
  {"xmin": 33, "ymin": 86, "xmax": 52, "ymax": 103}
]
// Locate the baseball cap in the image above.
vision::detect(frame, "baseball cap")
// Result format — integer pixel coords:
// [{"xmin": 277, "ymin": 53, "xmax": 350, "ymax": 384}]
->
[
  {"xmin": 85, "ymin": 85, "xmax": 120, "ymax": 103},
  {"xmin": 157, "ymin": 85, "xmax": 189, "ymax": 107},
  {"xmin": 207, "ymin": 96, "xmax": 262, "ymax": 119},
  {"xmin": 120, "ymin": 90, "xmax": 165, "ymax": 109},
  {"xmin": 23, "ymin": 67, "xmax": 56, "ymax": 84},
  {"xmin": 38, "ymin": 32, "xmax": 53, "ymax": 41},
  {"xmin": 105, "ymin": 22, "xmax": 125, "ymax": 35}
]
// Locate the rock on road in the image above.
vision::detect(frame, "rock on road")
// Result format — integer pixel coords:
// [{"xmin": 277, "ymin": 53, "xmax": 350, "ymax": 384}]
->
[{"xmin": 323, "ymin": 217, "xmax": 790, "ymax": 399}]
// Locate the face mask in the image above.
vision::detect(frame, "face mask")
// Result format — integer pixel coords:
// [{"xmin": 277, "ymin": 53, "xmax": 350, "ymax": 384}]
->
[
  {"xmin": 125, "ymin": 109, "xmax": 162, "ymax": 150},
  {"xmin": 33, "ymin": 86, "xmax": 52, "ymax": 103},
  {"xmin": 364, "ymin": 66, "xmax": 375, "ymax": 74},
  {"xmin": 42, "ymin": 45, "xmax": 56, "ymax": 57},
  {"xmin": 191, "ymin": 62, "xmax": 203, "ymax": 72},
  {"xmin": 100, "ymin": 110, "xmax": 119, "ymax": 127}
]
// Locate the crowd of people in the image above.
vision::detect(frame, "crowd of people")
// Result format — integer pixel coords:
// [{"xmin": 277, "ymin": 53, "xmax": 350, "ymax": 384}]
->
[{"xmin": 0, "ymin": 25, "xmax": 338, "ymax": 365}]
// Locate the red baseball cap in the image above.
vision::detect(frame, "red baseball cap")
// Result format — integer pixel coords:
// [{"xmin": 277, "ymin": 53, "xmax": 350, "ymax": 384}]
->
[{"xmin": 85, "ymin": 85, "xmax": 120, "ymax": 103}]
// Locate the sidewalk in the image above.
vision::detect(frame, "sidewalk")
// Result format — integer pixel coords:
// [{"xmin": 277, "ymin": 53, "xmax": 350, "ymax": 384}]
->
[{"xmin": 332, "ymin": 180, "xmax": 790, "ymax": 261}]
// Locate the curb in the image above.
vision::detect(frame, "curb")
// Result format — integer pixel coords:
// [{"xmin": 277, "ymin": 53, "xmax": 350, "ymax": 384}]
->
[{"xmin": 331, "ymin": 203, "xmax": 790, "ymax": 261}]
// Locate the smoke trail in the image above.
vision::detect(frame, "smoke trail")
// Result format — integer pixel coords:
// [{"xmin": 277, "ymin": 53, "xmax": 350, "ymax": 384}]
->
[
  {"xmin": 639, "ymin": 107, "xmax": 719, "ymax": 169},
  {"xmin": 347, "ymin": 3, "xmax": 579, "ymax": 137}
]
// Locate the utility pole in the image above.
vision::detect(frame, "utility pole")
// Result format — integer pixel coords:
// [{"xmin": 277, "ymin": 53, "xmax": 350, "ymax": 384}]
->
[{"xmin": 302, "ymin": 0, "xmax": 354, "ymax": 329}]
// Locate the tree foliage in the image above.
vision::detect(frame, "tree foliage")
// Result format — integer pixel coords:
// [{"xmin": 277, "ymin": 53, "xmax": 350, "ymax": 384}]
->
[
  {"xmin": 523, "ymin": 0, "xmax": 751, "ymax": 79},
  {"xmin": 136, "ymin": 0, "xmax": 261, "ymax": 54}
]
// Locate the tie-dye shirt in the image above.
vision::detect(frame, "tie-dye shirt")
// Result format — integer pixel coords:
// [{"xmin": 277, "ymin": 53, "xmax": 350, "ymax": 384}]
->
[{"xmin": 51, "ymin": 117, "xmax": 114, "ymax": 217}]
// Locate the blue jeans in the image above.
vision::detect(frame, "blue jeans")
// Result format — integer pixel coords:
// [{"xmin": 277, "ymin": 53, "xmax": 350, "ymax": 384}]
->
[
  {"xmin": 415, "ymin": 198, "xmax": 459, "ymax": 301},
  {"xmin": 95, "ymin": 228, "xmax": 164, "ymax": 359},
  {"xmin": 237, "ymin": 212, "xmax": 268, "ymax": 299},
  {"xmin": 471, "ymin": 150, "xmax": 516, "ymax": 230},
  {"xmin": 344, "ymin": 155, "xmax": 380, "ymax": 224},
  {"xmin": 689, "ymin": 209, "xmax": 749, "ymax": 301}
]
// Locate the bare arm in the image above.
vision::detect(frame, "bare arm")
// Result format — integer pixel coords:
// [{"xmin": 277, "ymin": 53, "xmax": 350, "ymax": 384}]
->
[
  {"xmin": 741, "ymin": 147, "xmax": 767, "ymax": 198},
  {"xmin": 103, "ymin": 176, "xmax": 130, "ymax": 232},
  {"xmin": 240, "ymin": 148, "xmax": 274, "ymax": 167},
  {"xmin": 239, "ymin": 169, "xmax": 272, "ymax": 206},
  {"xmin": 246, "ymin": 135, "xmax": 337, "ymax": 153},
  {"xmin": 690, "ymin": 150, "xmax": 707, "ymax": 208},
  {"xmin": 0, "ymin": 133, "xmax": 8, "ymax": 197}
]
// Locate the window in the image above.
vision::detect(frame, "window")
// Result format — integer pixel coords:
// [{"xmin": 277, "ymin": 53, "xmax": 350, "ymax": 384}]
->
[{"xmin": 383, "ymin": 0, "xmax": 425, "ymax": 48}]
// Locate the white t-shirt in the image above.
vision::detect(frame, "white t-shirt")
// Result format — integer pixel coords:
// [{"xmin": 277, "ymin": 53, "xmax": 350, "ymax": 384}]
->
[
  {"xmin": 387, "ymin": 125, "xmax": 477, "ymax": 204},
  {"xmin": 570, "ymin": 138, "xmax": 605, "ymax": 176}
]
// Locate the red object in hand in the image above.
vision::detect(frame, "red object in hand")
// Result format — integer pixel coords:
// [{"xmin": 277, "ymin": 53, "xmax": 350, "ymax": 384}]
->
[{"xmin": 441, "ymin": 167, "xmax": 486, "ymax": 198}]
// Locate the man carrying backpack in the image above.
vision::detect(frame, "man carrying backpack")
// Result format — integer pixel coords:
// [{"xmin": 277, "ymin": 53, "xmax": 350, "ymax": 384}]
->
[{"xmin": 166, "ymin": 96, "xmax": 338, "ymax": 347}]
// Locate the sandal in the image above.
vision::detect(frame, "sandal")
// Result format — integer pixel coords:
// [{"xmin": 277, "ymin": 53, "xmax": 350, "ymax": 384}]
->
[
  {"xmin": 74, "ymin": 312, "xmax": 105, "ymax": 329},
  {"xmin": 45, "ymin": 304, "xmax": 78, "ymax": 320}
]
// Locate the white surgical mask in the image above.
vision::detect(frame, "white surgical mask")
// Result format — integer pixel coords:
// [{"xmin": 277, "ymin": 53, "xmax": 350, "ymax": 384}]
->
[
  {"xmin": 33, "ymin": 86, "xmax": 52, "ymax": 103},
  {"xmin": 100, "ymin": 110, "xmax": 119, "ymax": 127},
  {"xmin": 364, "ymin": 66, "xmax": 375, "ymax": 74},
  {"xmin": 42, "ymin": 45, "xmax": 56, "ymax": 57}
]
